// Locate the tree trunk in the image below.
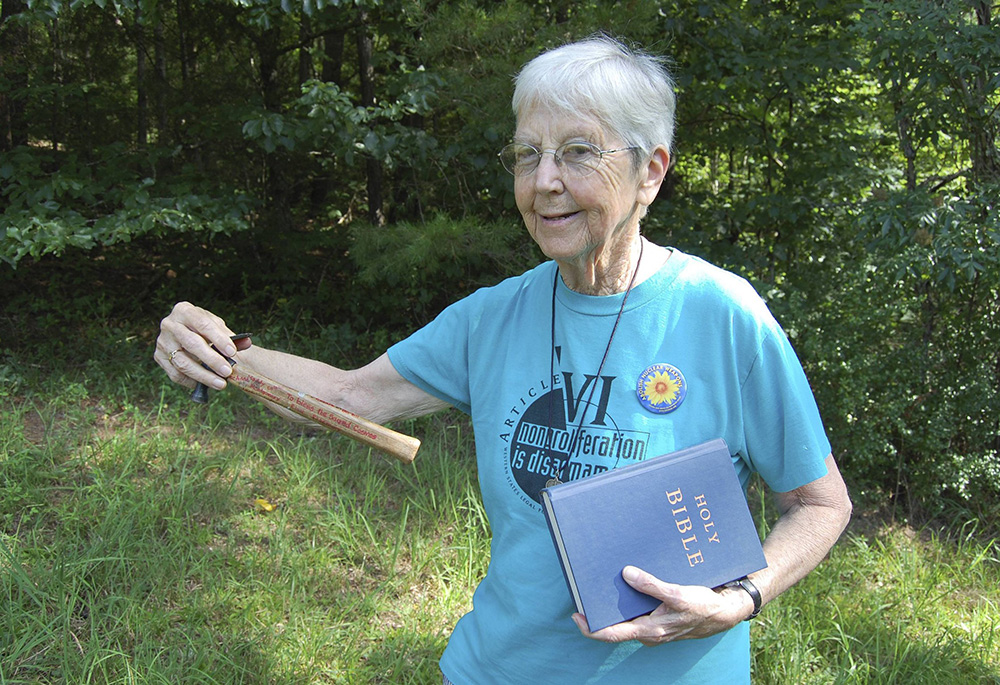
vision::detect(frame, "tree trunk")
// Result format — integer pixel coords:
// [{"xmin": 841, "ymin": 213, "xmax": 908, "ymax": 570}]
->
[
  {"xmin": 298, "ymin": 15, "xmax": 312, "ymax": 86},
  {"xmin": 258, "ymin": 24, "xmax": 291, "ymax": 229},
  {"xmin": 968, "ymin": 1, "xmax": 999, "ymax": 185},
  {"xmin": 136, "ymin": 7, "xmax": 148, "ymax": 148},
  {"xmin": 176, "ymin": 0, "xmax": 192, "ymax": 92},
  {"xmin": 896, "ymin": 110, "xmax": 917, "ymax": 191},
  {"xmin": 155, "ymin": 19, "xmax": 168, "ymax": 138},
  {"xmin": 322, "ymin": 28, "xmax": 346, "ymax": 88},
  {"xmin": 357, "ymin": 9, "xmax": 385, "ymax": 226},
  {"xmin": 258, "ymin": 25, "xmax": 281, "ymax": 111},
  {"xmin": 0, "ymin": 0, "xmax": 29, "ymax": 151},
  {"xmin": 308, "ymin": 26, "xmax": 347, "ymax": 215},
  {"xmin": 49, "ymin": 17, "xmax": 68, "ymax": 151}
]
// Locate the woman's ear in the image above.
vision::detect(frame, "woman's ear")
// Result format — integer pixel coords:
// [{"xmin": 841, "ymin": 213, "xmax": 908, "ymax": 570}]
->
[{"xmin": 637, "ymin": 146, "xmax": 670, "ymax": 208}]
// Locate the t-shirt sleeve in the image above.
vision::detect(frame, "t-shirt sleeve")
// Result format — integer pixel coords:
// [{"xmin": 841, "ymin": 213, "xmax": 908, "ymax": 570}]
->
[
  {"xmin": 387, "ymin": 295, "xmax": 477, "ymax": 415},
  {"xmin": 739, "ymin": 322, "xmax": 831, "ymax": 493}
]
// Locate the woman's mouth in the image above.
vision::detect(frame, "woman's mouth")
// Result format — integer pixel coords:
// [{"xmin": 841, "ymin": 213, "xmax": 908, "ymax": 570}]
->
[{"xmin": 540, "ymin": 211, "xmax": 579, "ymax": 223}]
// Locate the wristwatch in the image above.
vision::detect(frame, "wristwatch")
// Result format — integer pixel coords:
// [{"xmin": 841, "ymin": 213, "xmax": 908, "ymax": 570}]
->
[{"xmin": 729, "ymin": 577, "xmax": 762, "ymax": 620}]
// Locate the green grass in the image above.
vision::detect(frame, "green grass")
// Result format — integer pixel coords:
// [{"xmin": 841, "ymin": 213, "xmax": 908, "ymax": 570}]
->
[
  {"xmin": 1, "ymin": 337, "xmax": 998, "ymax": 684},
  {"xmin": 1, "ymin": 347, "xmax": 488, "ymax": 684},
  {"xmin": 751, "ymin": 521, "xmax": 999, "ymax": 684}
]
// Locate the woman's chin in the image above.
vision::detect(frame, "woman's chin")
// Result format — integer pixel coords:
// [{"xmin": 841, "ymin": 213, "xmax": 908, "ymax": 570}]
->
[
  {"xmin": 529, "ymin": 229, "xmax": 590, "ymax": 262},
  {"xmin": 537, "ymin": 241, "xmax": 588, "ymax": 265}
]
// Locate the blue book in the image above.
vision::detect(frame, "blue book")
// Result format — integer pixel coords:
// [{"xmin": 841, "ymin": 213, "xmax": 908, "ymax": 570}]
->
[{"xmin": 540, "ymin": 438, "xmax": 767, "ymax": 632}]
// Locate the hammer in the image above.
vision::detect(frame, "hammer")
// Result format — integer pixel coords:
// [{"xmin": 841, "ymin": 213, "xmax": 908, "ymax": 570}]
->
[
  {"xmin": 190, "ymin": 332, "xmax": 252, "ymax": 403},
  {"xmin": 188, "ymin": 332, "xmax": 419, "ymax": 463}
]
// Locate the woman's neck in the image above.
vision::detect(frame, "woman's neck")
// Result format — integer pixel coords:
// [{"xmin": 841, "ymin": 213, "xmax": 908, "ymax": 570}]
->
[
  {"xmin": 559, "ymin": 233, "xmax": 640, "ymax": 296},
  {"xmin": 558, "ymin": 236, "xmax": 669, "ymax": 296}
]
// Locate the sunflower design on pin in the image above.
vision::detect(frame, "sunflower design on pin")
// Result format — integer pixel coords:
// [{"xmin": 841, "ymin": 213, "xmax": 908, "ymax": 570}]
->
[
  {"xmin": 636, "ymin": 363, "xmax": 687, "ymax": 414},
  {"xmin": 645, "ymin": 370, "xmax": 680, "ymax": 405}
]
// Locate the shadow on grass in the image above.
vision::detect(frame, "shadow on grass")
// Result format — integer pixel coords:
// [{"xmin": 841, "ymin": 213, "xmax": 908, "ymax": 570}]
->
[
  {"xmin": 1, "ymin": 435, "xmax": 273, "ymax": 683},
  {"xmin": 751, "ymin": 514, "xmax": 1000, "ymax": 685},
  {"xmin": 358, "ymin": 632, "xmax": 449, "ymax": 684},
  {"xmin": 823, "ymin": 623, "xmax": 1000, "ymax": 684},
  {"xmin": 1, "ymin": 381, "xmax": 469, "ymax": 684}
]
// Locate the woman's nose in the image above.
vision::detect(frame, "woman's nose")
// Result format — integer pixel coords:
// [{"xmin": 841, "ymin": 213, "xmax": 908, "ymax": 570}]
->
[{"xmin": 533, "ymin": 151, "xmax": 564, "ymax": 191}]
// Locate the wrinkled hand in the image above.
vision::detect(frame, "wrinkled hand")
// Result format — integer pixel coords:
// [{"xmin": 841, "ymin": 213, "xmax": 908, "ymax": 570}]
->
[
  {"xmin": 572, "ymin": 566, "xmax": 753, "ymax": 646},
  {"xmin": 154, "ymin": 302, "xmax": 251, "ymax": 391}
]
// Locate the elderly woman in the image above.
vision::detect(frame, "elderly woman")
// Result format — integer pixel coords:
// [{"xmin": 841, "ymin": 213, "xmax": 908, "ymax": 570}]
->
[{"xmin": 156, "ymin": 36, "xmax": 851, "ymax": 684}]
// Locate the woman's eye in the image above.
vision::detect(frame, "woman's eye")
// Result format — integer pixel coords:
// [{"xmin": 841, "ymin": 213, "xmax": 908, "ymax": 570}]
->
[
  {"xmin": 560, "ymin": 144, "xmax": 596, "ymax": 163},
  {"xmin": 516, "ymin": 147, "xmax": 539, "ymax": 163}
]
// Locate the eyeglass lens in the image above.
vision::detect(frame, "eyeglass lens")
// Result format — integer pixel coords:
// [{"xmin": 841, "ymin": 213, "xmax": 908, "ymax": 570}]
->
[{"xmin": 500, "ymin": 142, "xmax": 604, "ymax": 176}]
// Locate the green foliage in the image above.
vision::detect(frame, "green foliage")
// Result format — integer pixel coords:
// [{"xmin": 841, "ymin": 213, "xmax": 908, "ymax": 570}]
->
[
  {"xmin": 651, "ymin": 0, "xmax": 877, "ymax": 275},
  {"xmin": 347, "ymin": 213, "xmax": 537, "ymax": 334},
  {"xmin": 0, "ymin": 146, "xmax": 253, "ymax": 267},
  {"xmin": 242, "ymin": 73, "xmax": 440, "ymax": 167},
  {"xmin": 781, "ymin": 182, "xmax": 1000, "ymax": 513},
  {"xmin": 855, "ymin": 0, "xmax": 1000, "ymax": 186},
  {"xmin": 859, "ymin": 186, "xmax": 1000, "ymax": 288}
]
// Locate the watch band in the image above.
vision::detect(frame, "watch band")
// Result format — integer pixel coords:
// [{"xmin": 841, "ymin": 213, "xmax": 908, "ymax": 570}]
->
[{"xmin": 736, "ymin": 577, "xmax": 762, "ymax": 620}]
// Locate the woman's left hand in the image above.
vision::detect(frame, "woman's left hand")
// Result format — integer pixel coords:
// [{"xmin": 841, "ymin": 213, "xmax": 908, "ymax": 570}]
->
[{"xmin": 572, "ymin": 566, "xmax": 752, "ymax": 646}]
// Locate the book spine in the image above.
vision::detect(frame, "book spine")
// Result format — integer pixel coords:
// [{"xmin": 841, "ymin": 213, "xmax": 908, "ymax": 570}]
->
[{"xmin": 540, "ymin": 491, "xmax": 584, "ymax": 614}]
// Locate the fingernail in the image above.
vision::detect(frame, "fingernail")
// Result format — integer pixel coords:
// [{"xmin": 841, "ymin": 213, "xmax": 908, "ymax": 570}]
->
[
  {"xmin": 622, "ymin": 566, "xmax": 640, "ymax": 582},
  {"xmin": 224, "ymin": 344, "xmax": 237, "ymax": 356},
  {"xmin": 211, "ymin": 377, "xmax": 226, "ymax": 390}
]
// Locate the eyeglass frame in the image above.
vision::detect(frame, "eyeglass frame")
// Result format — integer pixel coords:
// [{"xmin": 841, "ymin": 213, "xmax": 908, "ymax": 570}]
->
[{"xmin": 497, "ymin": 141, "xmax": 640, "ymax": 177}]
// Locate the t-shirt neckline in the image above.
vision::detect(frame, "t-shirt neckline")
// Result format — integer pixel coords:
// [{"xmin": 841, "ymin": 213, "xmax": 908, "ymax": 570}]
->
[{"xmin": 553, "ymin": 248, "xmax": 687, "ymax": 316}]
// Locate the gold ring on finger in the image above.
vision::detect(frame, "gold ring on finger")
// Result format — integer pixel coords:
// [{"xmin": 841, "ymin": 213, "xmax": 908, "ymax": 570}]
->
[{"xmin": 168, "ymin": 348, "xmax": 183, "ymax": 365}]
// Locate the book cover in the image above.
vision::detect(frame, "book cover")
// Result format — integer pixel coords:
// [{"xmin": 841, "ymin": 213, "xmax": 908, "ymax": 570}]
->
[{"xmin": 540, "ymin": 438, "xmax": 767, "ymax": 632}]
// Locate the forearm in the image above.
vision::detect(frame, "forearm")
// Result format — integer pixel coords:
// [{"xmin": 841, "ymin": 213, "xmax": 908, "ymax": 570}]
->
[
  {"xmin": 229, "ymin": 344, "xmax": 348, "ymax": 426},
  {"xmin": 233, "ymin": 346, "xmax": 446, "ymax": 425},
  {"xmin": 575, "ymin": 454, "xmax": 852, "ymax": 645},
  {"xmin": 155, "ymin": 302, "xmax": 446, "ymax": 426},
  {"xmin": 748, "ymin": 454, "xmax": 853, "ymax": 611}
]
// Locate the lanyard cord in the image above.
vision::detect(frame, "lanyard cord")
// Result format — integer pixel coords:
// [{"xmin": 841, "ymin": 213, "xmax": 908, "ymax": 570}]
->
[{"xmin": 545, "ymin": 238, "xmax": 644, "ymax": 487}]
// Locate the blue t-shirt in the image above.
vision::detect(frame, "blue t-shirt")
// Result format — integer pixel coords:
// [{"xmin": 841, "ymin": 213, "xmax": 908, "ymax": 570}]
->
[{"xmin": 388, "ymin": 249, "xmax": 830, "ymax": 684}]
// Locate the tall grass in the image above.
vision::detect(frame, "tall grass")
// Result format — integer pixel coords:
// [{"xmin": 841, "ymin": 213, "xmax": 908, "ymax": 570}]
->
[
  {"xmin": 2, "ymin": 348, "xmax": 487, "ymax": 683},
  {"xmin": 752, "ymin": 521, "xmax": 999, "ymax": 683},
  {"xmin": 2, "ymin": 336, "xmax": 998, "ymax": 683}
]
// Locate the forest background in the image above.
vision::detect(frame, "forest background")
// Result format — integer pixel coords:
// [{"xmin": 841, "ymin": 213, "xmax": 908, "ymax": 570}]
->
[
  {"xmin": 0, "ymin": 0, "xmax": 999, "ymax": 681},
  {"xmin": 4, "ymin": 0, "xmax": 999, "ymax": 515}
]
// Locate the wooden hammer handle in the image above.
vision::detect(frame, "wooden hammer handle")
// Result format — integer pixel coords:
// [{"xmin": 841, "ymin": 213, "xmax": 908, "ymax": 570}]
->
[{"xmin": 227, "ymin": 365, "xmax": 420, "ymax": 464}]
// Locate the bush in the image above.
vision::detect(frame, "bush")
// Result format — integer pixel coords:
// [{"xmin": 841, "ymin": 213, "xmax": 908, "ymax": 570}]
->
[{"xmin": 789, "ymin": 186, "xmax": 1000, "ymax": 515}]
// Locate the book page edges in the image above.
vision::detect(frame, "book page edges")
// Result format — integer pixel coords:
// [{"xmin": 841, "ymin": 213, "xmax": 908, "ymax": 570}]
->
[{"xmin": 541, "ymin": 490, "xmax": 585, "ymax": 615}]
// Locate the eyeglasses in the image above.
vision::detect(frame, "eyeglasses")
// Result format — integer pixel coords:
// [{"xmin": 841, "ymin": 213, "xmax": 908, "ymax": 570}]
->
[{"xmin": 498, "ymin": 141, "xmax": 639, "ymax": 177}]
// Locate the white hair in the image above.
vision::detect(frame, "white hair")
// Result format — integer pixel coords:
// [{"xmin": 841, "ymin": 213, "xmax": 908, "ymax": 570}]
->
[{"xmin": 511, "ymin": 35, "xmax": 677, "ymax": 158}]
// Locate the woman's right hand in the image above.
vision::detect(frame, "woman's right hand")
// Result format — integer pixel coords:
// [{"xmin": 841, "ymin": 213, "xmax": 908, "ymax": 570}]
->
[{"xmin": 154, "ymin": 302, "xmax": 252, "ymax": 391}]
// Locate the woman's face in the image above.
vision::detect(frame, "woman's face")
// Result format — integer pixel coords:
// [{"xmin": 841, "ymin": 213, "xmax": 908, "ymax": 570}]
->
[{"xmin": 513, "ymin": 105, "xmax": 650, "ymax": 269}]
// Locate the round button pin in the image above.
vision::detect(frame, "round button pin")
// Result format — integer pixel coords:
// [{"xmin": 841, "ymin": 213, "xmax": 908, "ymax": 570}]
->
[{"xmin": 636, "ymin": 363, "xmax": 687, "ymax": 414}]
